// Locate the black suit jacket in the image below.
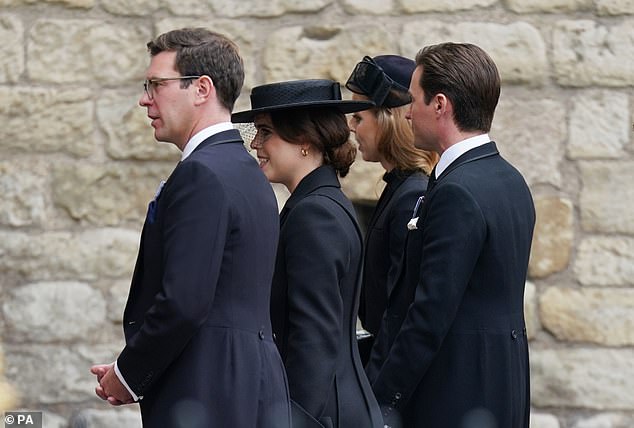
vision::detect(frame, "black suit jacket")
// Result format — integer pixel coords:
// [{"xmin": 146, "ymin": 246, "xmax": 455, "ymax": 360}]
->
[
  {"xmin": 118, "ymin": 130, "xmax": 291, "ymax": 428},
  {"xmin": 368, "ymin": 142, "xmax": 535, "ymax": 428},
  {"xmin": 270, "ymin": 165, "xmax": 382, "ymax": 428}
]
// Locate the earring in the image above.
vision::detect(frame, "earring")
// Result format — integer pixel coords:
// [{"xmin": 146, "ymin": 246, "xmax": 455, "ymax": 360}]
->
[{"xmin": 301, "ymin": 148, "xmax": 308, "ymax": 157}]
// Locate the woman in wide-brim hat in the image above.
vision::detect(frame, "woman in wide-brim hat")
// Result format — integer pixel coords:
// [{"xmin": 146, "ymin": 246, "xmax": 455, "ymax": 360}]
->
[
  {"xmin": 345, "ymin": 56, "xmax": 439, "ymax": 367},
  {"xmin": 233, "ymin": 79, "xmax": 383, "ymax": 428}
]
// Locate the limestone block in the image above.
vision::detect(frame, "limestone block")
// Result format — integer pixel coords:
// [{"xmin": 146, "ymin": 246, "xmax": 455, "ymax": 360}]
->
[
  {"xmin": 553, "ymin": 20, "xmax": 634, "ymax": 87},
  {"xmin": 0, "ymin": 87, "xmax": 94, "ymax": 156},
  {"xmin": 341, "ymin": 152, "xmax": 386, "ymax": 203},
  {"xmin": 70, "ymin": 408, "xmax": 141, "ymax": 428},
  {"xmin": 98, "ymin": 90, "xmax": 181, "ymax": 161},
  {"xmin": 0, "ymin": 14, "xmax": 23, "ymax": 83},
  {"xmin": 42, "ymin": 412, "xmax": 67, "ymax": 428},
  {"xmin": 264, "ymin": 25, "xmax": 396, "ymax": 83},
  {"xmin": 579, "ymin": 161, "xmax": 634, "ymax": 233},
  {"xmin": 341, "ymin": 0, "xmax": 395, "ymax": 14},
  {"xmin": 530, "ymin": 412, "xmax": 561, "ymax": 428},
  {"xmin": 574, "ymin": 237, "xmax": 634, "ymax": 287},
  {"xmin": 0, "ymin": 229, "xmax": 139, "ymax": 281},
  {"xmin": 529, "ymin": 197, "xmax": 573, "ymax": 278},
  {"xmin": 531, "ymin": 348, "xmax": 634, "ymax": 410},
  {"xmin": 52, "ymin": 162, "xmax": 175, "ymax": 226},
  {"xmin": 492, "ymin": 94, "xmax": 566, "ymax": 188},
  {"xmin": 506, "ymin": 0, "xmax": 591, "ymax": 13},
  {"xmin": 28, "ymin": 19, "xmax": 150, "ymax": 84},
  {"xmin": 3, "ymin": 282, "xmax": 106, "ymax": 343},
  {"xmin": 573, "ymin": 413, "xmax": 634, "ymax": 428},
  {"xmin": 4, "ymin": 344, "xmax": 121, "ymax": 404},
  {"xmin": 399, "ymin": 0, "xmax": 496, "ymax": 12},
  {"xmin": 400, "ymin": 21, "xmax": 547, "ymax": 85},
  {"xmin": 107, "ymin": 280, "xmax": 130, "ymax": 323},
  {"xmin": 209, "ymin": 0, "xmax": 331, "ymax": 17},
  {"xmin": 101, "ymin": 0, "xmax": 160, "ymax": 16},
  {"xmin": 568, "ymin": 90, "xmax": 630, "ymax": 159},
  {"xmin": 524, "ymin": 281, "xmax": 539, "ymax": 339},
  {"xmin": 0, "ymin": 345, "xmax": 17, "ymax": 411},
  {"xmin": 0, "ymin": 0, "xmax": 93, "ymax": 6},
  {"xmin": 540, "ymin": 287, "xmax": 634, "ymax": 346},
  {"xmin": 0, "ymin": 160, "xmax": 49, "ymax": 227},
  {"xmin": 597, "ymin": 0, "xmax": 634, "ymax": 14},
  {"xmin": 155, "ymin": 19, "xmax": 257, "ymax": 94}
]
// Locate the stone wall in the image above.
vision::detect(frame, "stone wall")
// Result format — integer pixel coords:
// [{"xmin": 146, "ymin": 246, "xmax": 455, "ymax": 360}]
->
[{"xmin": 0, "ymin": 1, "xmax": 632, "ymax": 427}]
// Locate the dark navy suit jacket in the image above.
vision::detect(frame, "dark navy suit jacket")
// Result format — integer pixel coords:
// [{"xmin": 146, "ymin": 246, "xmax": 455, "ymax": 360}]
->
[
  {"xmin": 368, "ymin": 142, "xmax": 535, "ymax": 428},
  {"xmin": 118, "ymin": 129, "xmax": 291, "ymax": 428},
  {"xmin": 270, "ymin": 165, "xmax": 382, "ymax": 428}
]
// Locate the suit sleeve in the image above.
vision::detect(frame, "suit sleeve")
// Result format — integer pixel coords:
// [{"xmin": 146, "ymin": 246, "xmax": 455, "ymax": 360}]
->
[
  {"xmin": 117, "ymin": 162, "xmax": 229, "ymax": 395},
  {"xmin": 282, "ymin": 197, "xmax": 347, "ymax": 418},
  {"xmin": 372, "ymin": 182, "xmax": 486, "ymax": 409}
]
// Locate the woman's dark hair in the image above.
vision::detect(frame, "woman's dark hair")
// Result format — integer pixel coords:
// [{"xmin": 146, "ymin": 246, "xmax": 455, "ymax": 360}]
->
[{"xmin": 270, "ymin": 107, "xmax": 357, "ymax": 177}]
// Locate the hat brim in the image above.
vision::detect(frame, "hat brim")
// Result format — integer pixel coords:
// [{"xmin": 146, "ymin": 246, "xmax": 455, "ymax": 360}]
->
[{"xmin": 232, "ymin": 99, "xmax": 374, "ymax": 123}]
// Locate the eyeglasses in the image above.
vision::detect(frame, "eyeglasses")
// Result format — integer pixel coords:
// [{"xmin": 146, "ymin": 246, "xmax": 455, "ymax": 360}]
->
[
  {"xmin": 143, "ymin": 76, "xmax": 201, "ymax": 100},
  {"xmin": 345, "ymin": 56, "xmax": 412, "ymax": 108}
]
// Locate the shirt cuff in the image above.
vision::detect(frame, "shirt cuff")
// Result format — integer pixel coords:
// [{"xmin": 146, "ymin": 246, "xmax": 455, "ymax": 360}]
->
[{"xmin": 114, "ymin": 361, "xmax": 143, "ymax": 401}]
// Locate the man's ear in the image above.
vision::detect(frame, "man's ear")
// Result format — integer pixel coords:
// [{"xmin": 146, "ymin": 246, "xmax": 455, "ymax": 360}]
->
[
  {"xmin": 434, "ymin": 93, "xmax": 449, "ymax": 116},
  {"xmin": 194, "ymin": 75, "xmax": 214, "ymax": 104}
]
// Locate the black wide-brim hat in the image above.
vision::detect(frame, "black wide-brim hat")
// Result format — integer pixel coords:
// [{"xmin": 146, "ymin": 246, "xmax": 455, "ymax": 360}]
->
[{"xmin": 232, "ymin": 79, "xmax": 374, "ymax": 123}]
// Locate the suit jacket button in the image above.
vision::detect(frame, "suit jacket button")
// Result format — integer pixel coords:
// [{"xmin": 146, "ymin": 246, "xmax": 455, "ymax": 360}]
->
[
  {"xmin": 511, "ymin": 329, "xmax": 518, "ymax": 339},
  {"xmin": 259, "ymin": 330, "xmax": 265, "ymax": 340}
]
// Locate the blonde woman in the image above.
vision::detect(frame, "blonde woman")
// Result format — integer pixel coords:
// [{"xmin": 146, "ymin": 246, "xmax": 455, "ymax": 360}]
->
[{"xmin": 346, "ymin": 55, "xmax": 439, "ymax": 365}]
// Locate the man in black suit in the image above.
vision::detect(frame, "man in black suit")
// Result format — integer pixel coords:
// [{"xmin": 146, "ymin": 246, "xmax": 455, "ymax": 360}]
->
[
  {"xmin": 90, "ymin": 28, "xmax": 291, "ymax": 428},
  {"xmin": 367, "ymin": 43, "xmax": 535, "ymax": 428}
]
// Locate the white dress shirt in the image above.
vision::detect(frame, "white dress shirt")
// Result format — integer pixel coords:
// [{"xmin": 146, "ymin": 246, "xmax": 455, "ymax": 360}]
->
[{"xmin": 434, "ymin": 134, "xmax": 491, "ymax": 178}]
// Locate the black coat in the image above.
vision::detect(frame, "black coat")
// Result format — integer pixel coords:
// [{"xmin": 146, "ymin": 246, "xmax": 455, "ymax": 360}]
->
[
  {"xmin": 270, "ymin": 165, "xmax": 383, "ymax": 428},
  {"xmin": 118, "ymin": 130, "xmax": 291, "ymax": 428},
  {"xmin": 360, "ymin": 169, "xmax": 429, "ymax": 337},
  {"xmin": 368, "ymin": 143, "xmax": 535, "ymax": 428}
]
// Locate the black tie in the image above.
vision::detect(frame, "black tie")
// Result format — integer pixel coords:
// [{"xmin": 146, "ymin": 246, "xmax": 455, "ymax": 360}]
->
[{"xmin": 426, "ymin": 167, "xmax": 437, "ymax": 192}]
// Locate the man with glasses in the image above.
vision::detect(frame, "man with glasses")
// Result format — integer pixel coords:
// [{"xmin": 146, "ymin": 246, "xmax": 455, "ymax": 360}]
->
[{"xmin": 90, "ymin": 28, "xmax": 291, "ymax": 428}]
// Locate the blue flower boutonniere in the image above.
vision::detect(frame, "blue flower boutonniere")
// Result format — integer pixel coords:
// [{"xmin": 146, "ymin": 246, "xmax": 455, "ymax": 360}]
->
[{"xmin": 407, "ymin": 195, "xmax": 424, "ymax": 231}]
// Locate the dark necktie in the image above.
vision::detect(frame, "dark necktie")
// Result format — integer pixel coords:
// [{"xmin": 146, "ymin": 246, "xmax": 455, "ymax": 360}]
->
[{"xmin": 426, "ymin": 167, "xmax": 437, "ymax": 193}]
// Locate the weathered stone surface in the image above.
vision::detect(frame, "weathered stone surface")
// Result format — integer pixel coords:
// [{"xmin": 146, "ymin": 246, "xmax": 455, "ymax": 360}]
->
[
  {"xmin": 98, "ymin": 90, "xmax": 180, "ymax": 161},
  {"xmin": 342, "ymin": 153, "xmax": 386, "ymax": 203},
  {"xmin": 524, "ymin": 281, "xmax": 538, "ymax": 339},
  {"xmin": 399, "ymin": 0, "xmax": 496, "ymax": 12},
  {"xmin": 597, "ymin": 0, "xmax": 634, "ymax": 14},
  {"xmin": 540, "ymin": 287, "xmax": 634, "ymax": 346},
  {"xmin": 264, "ymin": 25, "xmax": 396, "ymax": 83},
  {"xmin": 400, "ymin": 21, "xmax": 547, "ymax": 85},
  {"xmin": 101, "ymin": 0, "xmax": 160, "ymax": 16},
  {"xmin": 0, "ymin": 160, "xmax": 49, "ymax": 227},
  {"xmin": 3, "ymin": 282, "xmax": 106, "ymax": 343},
  {"xmin": 0, "ymin": 87, "xmax": 94, "ymax": 156},
  {"xmin": 70, "ymin": 408, "xmax": 142, "ymax": 428},
  {"xmin": 507, "ymin": 0, "xmax": 591, "ymax": 13},
  {"xmin": 529, "ymin": 197, "xmax": 573, "ymax": 278},
  {"xmin": 574, "ymin": 237, "xmax": 634, "ymax": 287},
  {"xmin": 4, "ymin": 344, "xmax": 121, "ymax": 405},
  {"xmin": 492, "ymin": 94, "xmax": 566, "ymax": 188},
  {"xmin": 579, "ymin": 162, "xmax": 634, "ymax": 233},
  {"xmin": 0, "ymin": 14, "xmax": 23, "ymax": 83},
  {"xmin": 107, "ymin": 280, "xmax": 130, "ymax": 323},
  {"xmin": 155, "ymin": 19, "xmax": 257, "ymax": 93},
  {"xmin": 530, "ymin": 412, "xmax": 561, "ymax": 428},
  {"xmin": 0, "ymin": 229, "xmax": 139, "ymax": 281},
  {"xmin": 210, "ymin": 0, "xmax": 331, "ymax": 17},
  {"xmin": 0, "ymin": 0, "xmax": 93, "ymax": 6},
  {"xmin": 568, "ymin": 90, "xmax": 630, "ymax": 159},
  {"xmin": 52, "ymin": 162, "xmax": 175, "ymax": 226},
  {"xmin": 28, "ymin": 20, "xmax": 150, "ymax": 84},
  {"xmin": 573, "ymin": 413, "xmax": 634, "ymax": 428},
  {"xmin": 553, "ymin": 20, "xmax": 634, "ymax": 86},
  {"xmin": 531, "ymin": 348, "xmax": 634, "ymax": 410},
  {"xmin": 42, "ymin": 412, "xmax": 67, "ymax": 428},
  {"xmin": 341, "ymin": 0, "xmax": 395, "ymax": 14}
]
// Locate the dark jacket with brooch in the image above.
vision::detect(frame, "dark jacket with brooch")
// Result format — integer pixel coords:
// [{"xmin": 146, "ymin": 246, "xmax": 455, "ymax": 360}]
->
[{"xmin": 271, "ymin": 165, "xmax": 382, "ymax": 428}]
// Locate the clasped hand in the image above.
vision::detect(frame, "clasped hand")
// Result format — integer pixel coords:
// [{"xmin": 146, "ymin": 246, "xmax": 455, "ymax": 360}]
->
[{"xmin": 90, "ymin": 363, "xmax": 134, "ymax": 406}]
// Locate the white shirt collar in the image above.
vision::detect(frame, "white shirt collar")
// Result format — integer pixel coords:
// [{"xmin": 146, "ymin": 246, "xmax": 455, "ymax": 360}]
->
[
  {"xmin": 181, "ymin": 122, "xmax": 234, "ymax": 160},
  {"xmin": 434, "ymin": 134, "xmax": 490, "ymax": 178}
]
